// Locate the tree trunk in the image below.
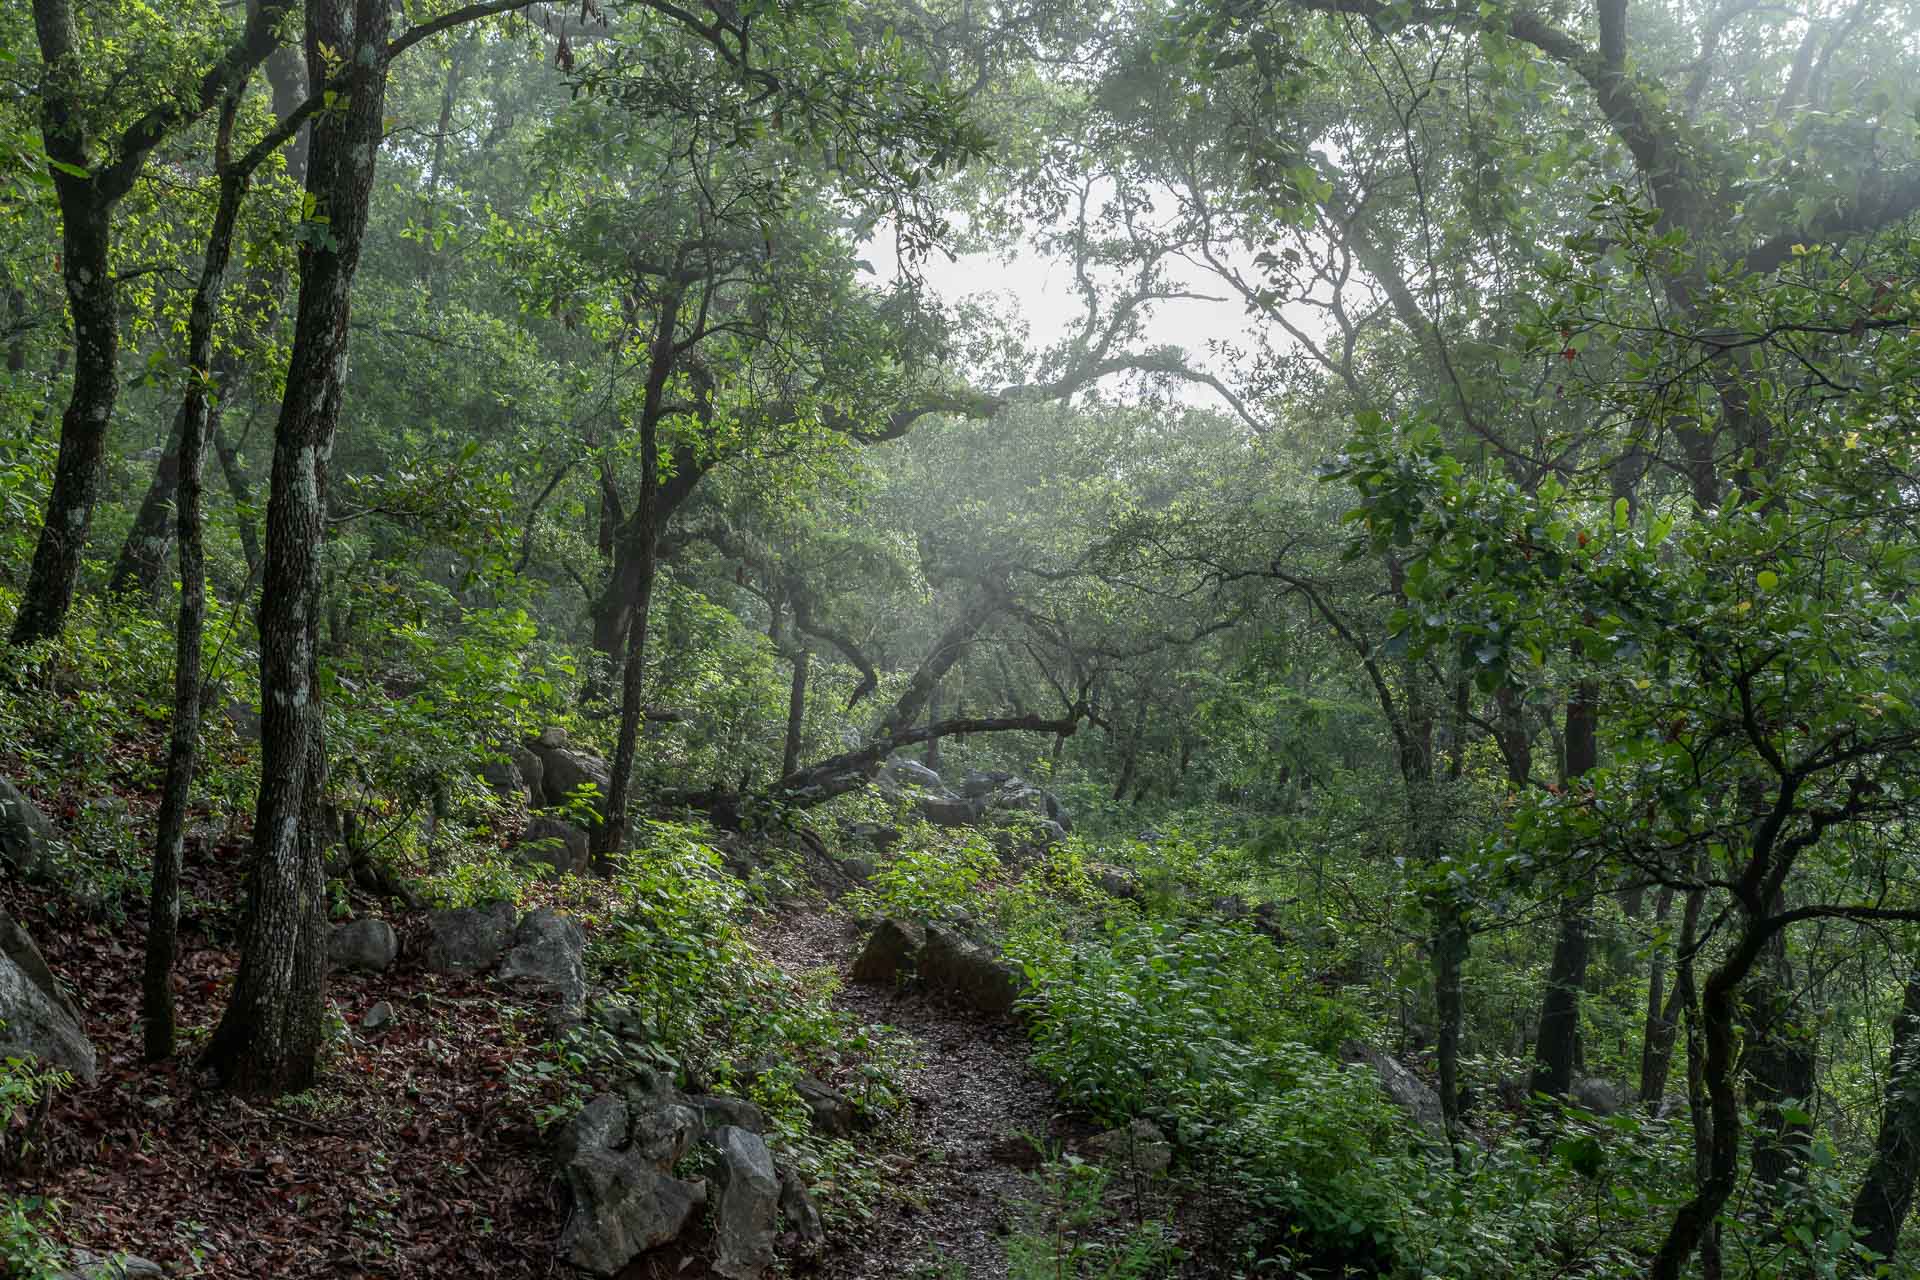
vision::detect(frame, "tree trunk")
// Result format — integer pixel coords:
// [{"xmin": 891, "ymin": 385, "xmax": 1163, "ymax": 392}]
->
[
  {"xmin": 923, "ymin": 678, "xmax": 942, "ymax": 772},
  {"xmin": 108, "ymin": 42, "xmax": 307, "ymax": 602},
  {"xmin": 144, "ymin": 91, "xmax": 249, "ymax": 1061},
  {"xmin": 212, "ymin": 417, "xmax": 261, "ymax": 579},
  {"xmin": 1638, "ymin": 885, "xmax": 1688, "ymax": 1105},
  {"xmin": 10, "ymin": 189, "xmax": 113, "ymax": 647},
  {"xmin": 1852, "ymin": 965, "xmax": 1920, "ymax": 1263},
  {"xmin": 1529, "ymin": 678, "xmax": 1599, "ymax": 1099},
  {"xmin": 1745, "ymin": 938, "xmax": 1817, "ymax": 1201},
  {"xmin": 783, "ymin": 646, "xmax": 809, "ymax": 779},
  {"xmin": 203, "ymin": 0, "xmax": 390, "ymax": 1094}
]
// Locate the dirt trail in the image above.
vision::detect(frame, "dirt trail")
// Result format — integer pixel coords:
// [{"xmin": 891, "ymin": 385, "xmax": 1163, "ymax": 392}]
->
[{"xmin": 754, "ymin": 910, "xmax": 1074, "ymax": 1280}]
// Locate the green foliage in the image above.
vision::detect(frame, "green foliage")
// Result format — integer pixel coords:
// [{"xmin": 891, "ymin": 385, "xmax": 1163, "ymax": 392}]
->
[
  {"xmin": 846, "ymin": 827, "xmax": 1002, "ymax": 924},
  {"xmin": 0, "ymin": 1055, "xmax": 71, "ymax": 1171},
  {"xmin": 0, "ymin": 1196, "xmax": 65, "ymax": 1280},
  {"xmin": 1005, "ymin": 1155, "xmax": 1182, "ymax": 1280}
]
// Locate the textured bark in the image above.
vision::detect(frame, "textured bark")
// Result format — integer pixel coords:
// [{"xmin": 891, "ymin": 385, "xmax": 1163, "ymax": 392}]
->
[
  {"xmin": 109, "ymin": 42, "xmax": 308, "ymax": 602},
  {"xmin": 1637, "ymin": 885, "xmax": 1686, "ymax": 1105},
  {"xmin": 1852, "ymin": 967, "xmax": 1920, "ymax": 1262},
  {"xmin": 783, "ymin": 647, "xmax": 809, "ymax": 779},
  {"xmin": 1529, "ymin": 679, "xmax": 1599, "ymax": 1099},
  {"xmin": 1745, "ymin": 935, "xmax": 1817, "ymax": 1199},
  {"xmin": 203, "ymin": 0, "xmax": 390, "ymax": 1094},
  {"xmin": 144, "ymin": 91, "xmax": 249, "ymax": 1061},
  {"xmin": 13, "ymin": 0, "xmax": 291, "ymax": 647}
]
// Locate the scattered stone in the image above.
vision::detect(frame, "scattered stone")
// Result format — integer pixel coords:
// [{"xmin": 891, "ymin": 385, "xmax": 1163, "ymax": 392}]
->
[
  {"xmin": 1085, "ymin": 1118, "xmax": 1173, "ymax": 1176},
  {"xmin": 509, "ymin": 815, "xmax": 590, "ymax": 879},
  {"xmin": 688, "ymin": 1094, "xmax": 769, "ymax": 1135},
  {"xmin": 630, "ymin": 1101, "xmax": 703, "ymax": 1170},
  {"xmin": 498, "ymin": 907, "xmax": 587, "ymax": 1014},
  {"xmin": 778, "ymin": 1167, "xmax": 827, "ymax": 1257},
  {"xmin": 850, "ymin": 918, "xmax": 925, "ymax": 985},
  {"xmin": 794, "ymin": 1075, "xmax": 855, "ymax": 1137},
  {"xmin": 588, "ymin": 994, "xmax": 650, "ymax": 1042},
  {"xmin": 0, "ymin": 909, "xmax": 95, "ymax": 1084},
  {"xmin": 840, "ymin": 855, "xmax": 876, "ymax": 883},
  {"xmin": 708, "ymin": 1125, "xmax": 779, "ymax": 1280},
  {"xmin": 480, "ymin": 752, "xmax": 532, "ymax": 806},
  {"xmin": 959, "ymin": 770, "xmax": 1016, "ymax": 797},
  {"xmin": 553, "ymin": 1094, "xmax": 630, "ymax": 1165},
  {"xmin": 878, "ymin": 758, "xmax": 946, "ymax": 793},
  {"xmin": 1342, "ymin": 1040, "xmax": 1445, "ymax": 1139},
  {"xmin": 918, "ymin": 794, "xmax": 984, "ymax": 827},
  {"xmin": 327, "ymin": 918, "xmax": 398, "ymax": 973},
  {"xmin": 531, "ymin": 738, "xmax": 611, "ymax": 810},
  {"xmin": 60, "ymin": 1249, "xmax": 166, "ymax": 1279},
  {"xmin": 919, "ymin": 924, "xmax": 1025, "ymax": 1018},
  {"xmin": 559, "ymin": 1149, "xmax": 706, "ymax": 1277},
  {"xmin": 0, "ymin": 777, "xmax": 56, "ymax": 879},
  {"xmin": 1091, "ymin": 867, "xmax": 1140, "ymax": 901},
  {"xmin": 1572, "ymin": 1076, "xmax": 1633, "ymax": 1116},
  {"xmin": 843, "ymin": 822, "xmax": 900, "ymax": 851},
  {"xmin": 425, "ymin": 899, "xmax": 518, "ymax": 973}
]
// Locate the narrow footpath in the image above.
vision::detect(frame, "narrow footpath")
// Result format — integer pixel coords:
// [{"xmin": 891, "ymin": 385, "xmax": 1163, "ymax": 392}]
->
[{"xmin": 753, "ymin": 910, "xmax": 1075, "ymax": 1280}]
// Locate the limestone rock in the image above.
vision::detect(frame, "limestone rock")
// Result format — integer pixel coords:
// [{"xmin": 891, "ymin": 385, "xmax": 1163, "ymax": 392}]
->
[
  {"xmin": 425, "ymin": 899, "xmax": 518, "ymax": 973},
  {"xmin": 794, "ymin": 1075, "xmax": 855, "ymax": 1137},
  {"xmin": 918, "ymin": 794, "xmax": 984, "ymax": 827},
  {"xmin": 498, "ymin": 907, "xmax": 587, "ymax": 1014},
  {"xmin": 1342, "ymin": 1041, "xmax": 1444, "ymax": 1139},
  {"xmin": 1572, "ymin": 1076, "xmax": 1633, "ymax": 1116},
  {"xmin": 60, "ymin": 1249, "xmax": 166, "ymax": 1279},
  {"xmin": 919, "ymin": 924, "xmax": 1025, "ymax": 1018},
  {"xmin": 559, "ymin": 1148, "xmax": 706, "ymax": 1277},
  {"xmin": 553, "ymin": 1093, "xmax": 630, "ymax": 1165},
  {"xmin": 531, "ymin": 739, "xmax": 611, "ymax": 810},
  {"xmin": 778, "ymin": 1167, "xmax": 826, "ymax": 1258},
  {"xmin": 360, "ymin": 1001, "xmax": 395, "ymax": 1035},
  {"xmin": 509, "ymin": 815, "xmax": 590, "ymax": 879},
  {"xmin": 328, "ymin": 917, "xmax": 398, "ymax": 973},
  {"xmin": 708, "ymin": 1125, "xmax": 779, "ymax": 1280},
  {"xmin": 878, "ymin": 758, "xmax": 945, "ymax": 793},
  {"xmin": 630, "ymin": 1101, "xmax": 703, "ymax": 1170},
  {"xmin": 0, "ymin": 909, "xmax": 94, "ymax": 1084},
  {"xmin": 0, "ymin": 777, "xmax": 56, "ymax": 878},
  {"xmin": 850, "ymin": 918, "xmax": 924, "ymax": 985},
  {"xmin": 688, "ymin": 1094, "xmax": 768, "ymax": 1135}
]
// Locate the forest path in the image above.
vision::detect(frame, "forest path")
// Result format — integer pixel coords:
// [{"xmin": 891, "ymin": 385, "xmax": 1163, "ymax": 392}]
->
[{"xmin": 753, "ymin": 909, "xmax": 1071, "ymax": 1280}]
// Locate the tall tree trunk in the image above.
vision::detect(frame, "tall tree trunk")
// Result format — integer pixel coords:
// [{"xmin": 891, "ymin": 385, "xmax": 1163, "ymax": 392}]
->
[
  {"xmin": 108, "ymin": 42, "xmax": 307, "ymax": 602},
  {"xmin": 923, "ymin": 678, "xmax": 942, "ymax": 772},
  {"xmin": 144, "ymin": 91, "xmax": 249, "ymax": 1062},
  {"xmin": 1638, "ymin": 885, "xmax": 1688, "ymax": 1105},
  {"xmin": 203, "ymin": 0, "xmax": 390, "ymax": 1094},
  {"xmin": 1529, "ymin": 678, "xmax": 1599, "ymax": 1099},
  {"xmin": 11, "ymin": 185, "xmax": 112, "ymax": 647},
  {"xmin": 1746, "ymin": 930, "xmax": 1816, "ymax": 1200},
  {"xmin": 783, "ymin": 647, "xmax": 809, "ymax": 779},
  {"xmin": 212, "ymin": 417, "xmax": 261, "ymax": 578},
  {"xmin": 595, "ymin": 284, "xmax": 683, "ymax": 860},
  {"xmin": 1852, "ymin": 966, "xmax": 1920, "ymax": 1262}
]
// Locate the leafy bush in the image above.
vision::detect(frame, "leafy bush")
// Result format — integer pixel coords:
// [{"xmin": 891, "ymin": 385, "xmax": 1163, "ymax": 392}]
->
[{"xmin": 846, "ymin": 827, "xmax": 1001, "ymax": 923}]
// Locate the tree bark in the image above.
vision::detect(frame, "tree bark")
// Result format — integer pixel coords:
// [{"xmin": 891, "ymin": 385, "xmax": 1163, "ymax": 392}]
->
[
  {"xmin": 108, "ymin": 41, "xmax": 308, "ymax": 602},
  {"xmin": 1638, "ymin": 885, "xmax": 1687, "ymax": 1105},
  {"xmin": 1852, "ymin": 965, "xmax": 1920, "ymax": 1262},
  {"xmin": 1529, "ymin": 678, "xmax": 1599, "ymax": 1099},
  {"xmin": 144, "ymin": 91, "xmax": 249, "ymax": 1062},
  {"xmin": 13, "ymin": 0, "xmax": 290, "ymax": 647},
  {"xmin": 783, "ymin": 646, "xmax": 809, "ymax": 779},
  {"xmin": 203, "ymin": 0, "xmax": 390, "ymax": 1094}
]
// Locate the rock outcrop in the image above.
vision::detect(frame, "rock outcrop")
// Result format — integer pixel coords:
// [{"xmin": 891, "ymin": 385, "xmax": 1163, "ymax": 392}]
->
[
  {"xmin": 327, "ymin": 917, "xmax": 399, "ymax": 973},
  {"xmin": 0, "ymin": 909, "xmax": 95, "ymax": 1084}
]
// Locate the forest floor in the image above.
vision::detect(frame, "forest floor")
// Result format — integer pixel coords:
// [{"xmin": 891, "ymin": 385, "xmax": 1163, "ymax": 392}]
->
[{"xmin": 752, "ymin": 908, "xmax": 1081, "ymax": 1280}]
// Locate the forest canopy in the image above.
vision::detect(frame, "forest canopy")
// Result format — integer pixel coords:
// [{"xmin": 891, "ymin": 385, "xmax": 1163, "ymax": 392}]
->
[{"xmin": 4, "ymin": 0, "xmax": 1920, "ymax": 1274}]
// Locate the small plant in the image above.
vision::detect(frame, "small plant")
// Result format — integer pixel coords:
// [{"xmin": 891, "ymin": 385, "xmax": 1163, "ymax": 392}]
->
[
  {"xmin": 1006, "ymin": 1154, "xmax": 1180, "ymax": 1280},
  {"xmin": 847, "ymin": 829, "xmax": 1000, "ymax": 923},
  {"xmin": 0, "ymin": 1053, "xmax": 72, "ymax": 1171},
  {"xmin": 0, "ymin": 1195, "xmax": 66, "ymax": 1280}
]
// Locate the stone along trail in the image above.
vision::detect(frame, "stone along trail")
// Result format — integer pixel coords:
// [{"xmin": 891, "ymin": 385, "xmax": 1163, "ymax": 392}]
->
[{"xmin": 754, "ymin": 910, "xmax": 1074, "ymax": 1280}]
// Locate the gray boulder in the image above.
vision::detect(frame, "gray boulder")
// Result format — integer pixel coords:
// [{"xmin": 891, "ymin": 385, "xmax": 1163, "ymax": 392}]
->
[
  {"xmin": 778, "ymin": 1167, "xmax": 826, "ymax": 1257},
  {"xmin": 559, "ymin": 1148, "xmax": 706, "ymax": 1277},
  {"xmin": 879, "ymin": 758, "xmax": 946, "ymax": 793},
  {"xmin": 328, "ymin": 917, "xmax": 398, "ymax": 973},
  {"xmin": 918, "ymin": 794, "xmax": 984, "ymax": 827},
  {"xmin": 960, "ymin": 771, "xmax": 1015, "ymax": 797},
  {"xmin": 480, "ymin": 751, "xmax": 532, "ymax": 806},
  {"xmin": 59, "ymin": 1250, "xmax": 166, "ymax": 1279},
  {"xmin": 850, "ymin": 918, "xmax": 924, "ymax": 985},
  {"xmin": 708, "ymin": 1125, "xmax": 779, "ymax": 1280},
  {"xmin": 498, "ymin": 907, "xmax": 587, "ymax": 1013},
  {"xmin": 425, "ymin": 899, "xmax": 518, "ymax": 973},
  {"xmin": 553, "ymin": 1093, "xmax": 630, "ymax": 1166},
  {"xmin": 1342, "ymin": 1041, "xmax": 1445, "ymax": 1139},
  {"xmin": 794, "ymin": 1075, "xmax": 855, "ymax": 1137},
  {"xmin": 1085, "ymin": 1118, "xmax": 1172, "ymax": 1176},
  {"xmin": 0, "ymin": 777, "xmax": 56, "ymax": 878},
  {"xmin": 360, "ymin": 1001, "xmax": 395, "ymax": 1035},
  {"xmin": 843, "ymin": 822, "xmax": 901, "ymax": 851},
  {"xmin": 1572, "ymin": 1076, "xmax": 1633, "ymax": 1116},
  {"xmin": 532, "ymin": 740, "xmax": 611, "ymax": 809},
  {"xmin": 630, "ymin": 1101, "xmax": 703, "ymax": 1170},
  {"xmin": 688, "ymin": 1094, "xmax": 768, "ymax": 1134},
  {"xmin": 509, "ymin": 815, "xmax": 590, "ymax": 879},
  {"xmin": 0, "ymin": 910, "xmax": 95, "ymax": 1084},
  {"xmin": 919, "ymin": 925, "xmax": 1025, "ymax": 1018}
]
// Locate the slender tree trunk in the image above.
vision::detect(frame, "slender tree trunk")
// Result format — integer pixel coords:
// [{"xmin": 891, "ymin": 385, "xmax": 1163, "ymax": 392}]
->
[
  {"xmin": 109, "ymin": 42, "xmax": 306, "ymax": 602},
  {"xmin": 595, "ymin": 284, "xmax": 683, "ymax": 860},
  {"xmin": 1638, "ymin": 885, "xmax": 1688, "ymax": 1104},
  {"xmin": 10, "ymin": 190, "xmax": 112, "ymax": 647},
  {"xmin": 203, "ymin": 0, "xmax": 390, "ymax": 1094},
  {"xmin": 144, "ymin": 92, "xmax": 249, "ymax": 1061},
  {"xmin": 1852, "ymin": 966, "xmax": 1920, "ymax": 1262},
  {"xmin": 1111, "ymin": 698, "xmax": 1146, "ymax": 803},
  {"xmin": 212, "ymin": 418, "xmax": 261, "ymax": 578},
  {"xmin": 924, "ymin": 679, "xmax": 942, "ymax": 772},
  {"xmin": 783, "ymin": 647, "xmax": 809, "ymax": 779},
  {"xmin": 1529, "ymin": 678, "xmax": 1599, "ymax": 1099},
  {"xmin": 1746, "ymin": 922, "xmax": 1816, "ymax": 1200}
]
